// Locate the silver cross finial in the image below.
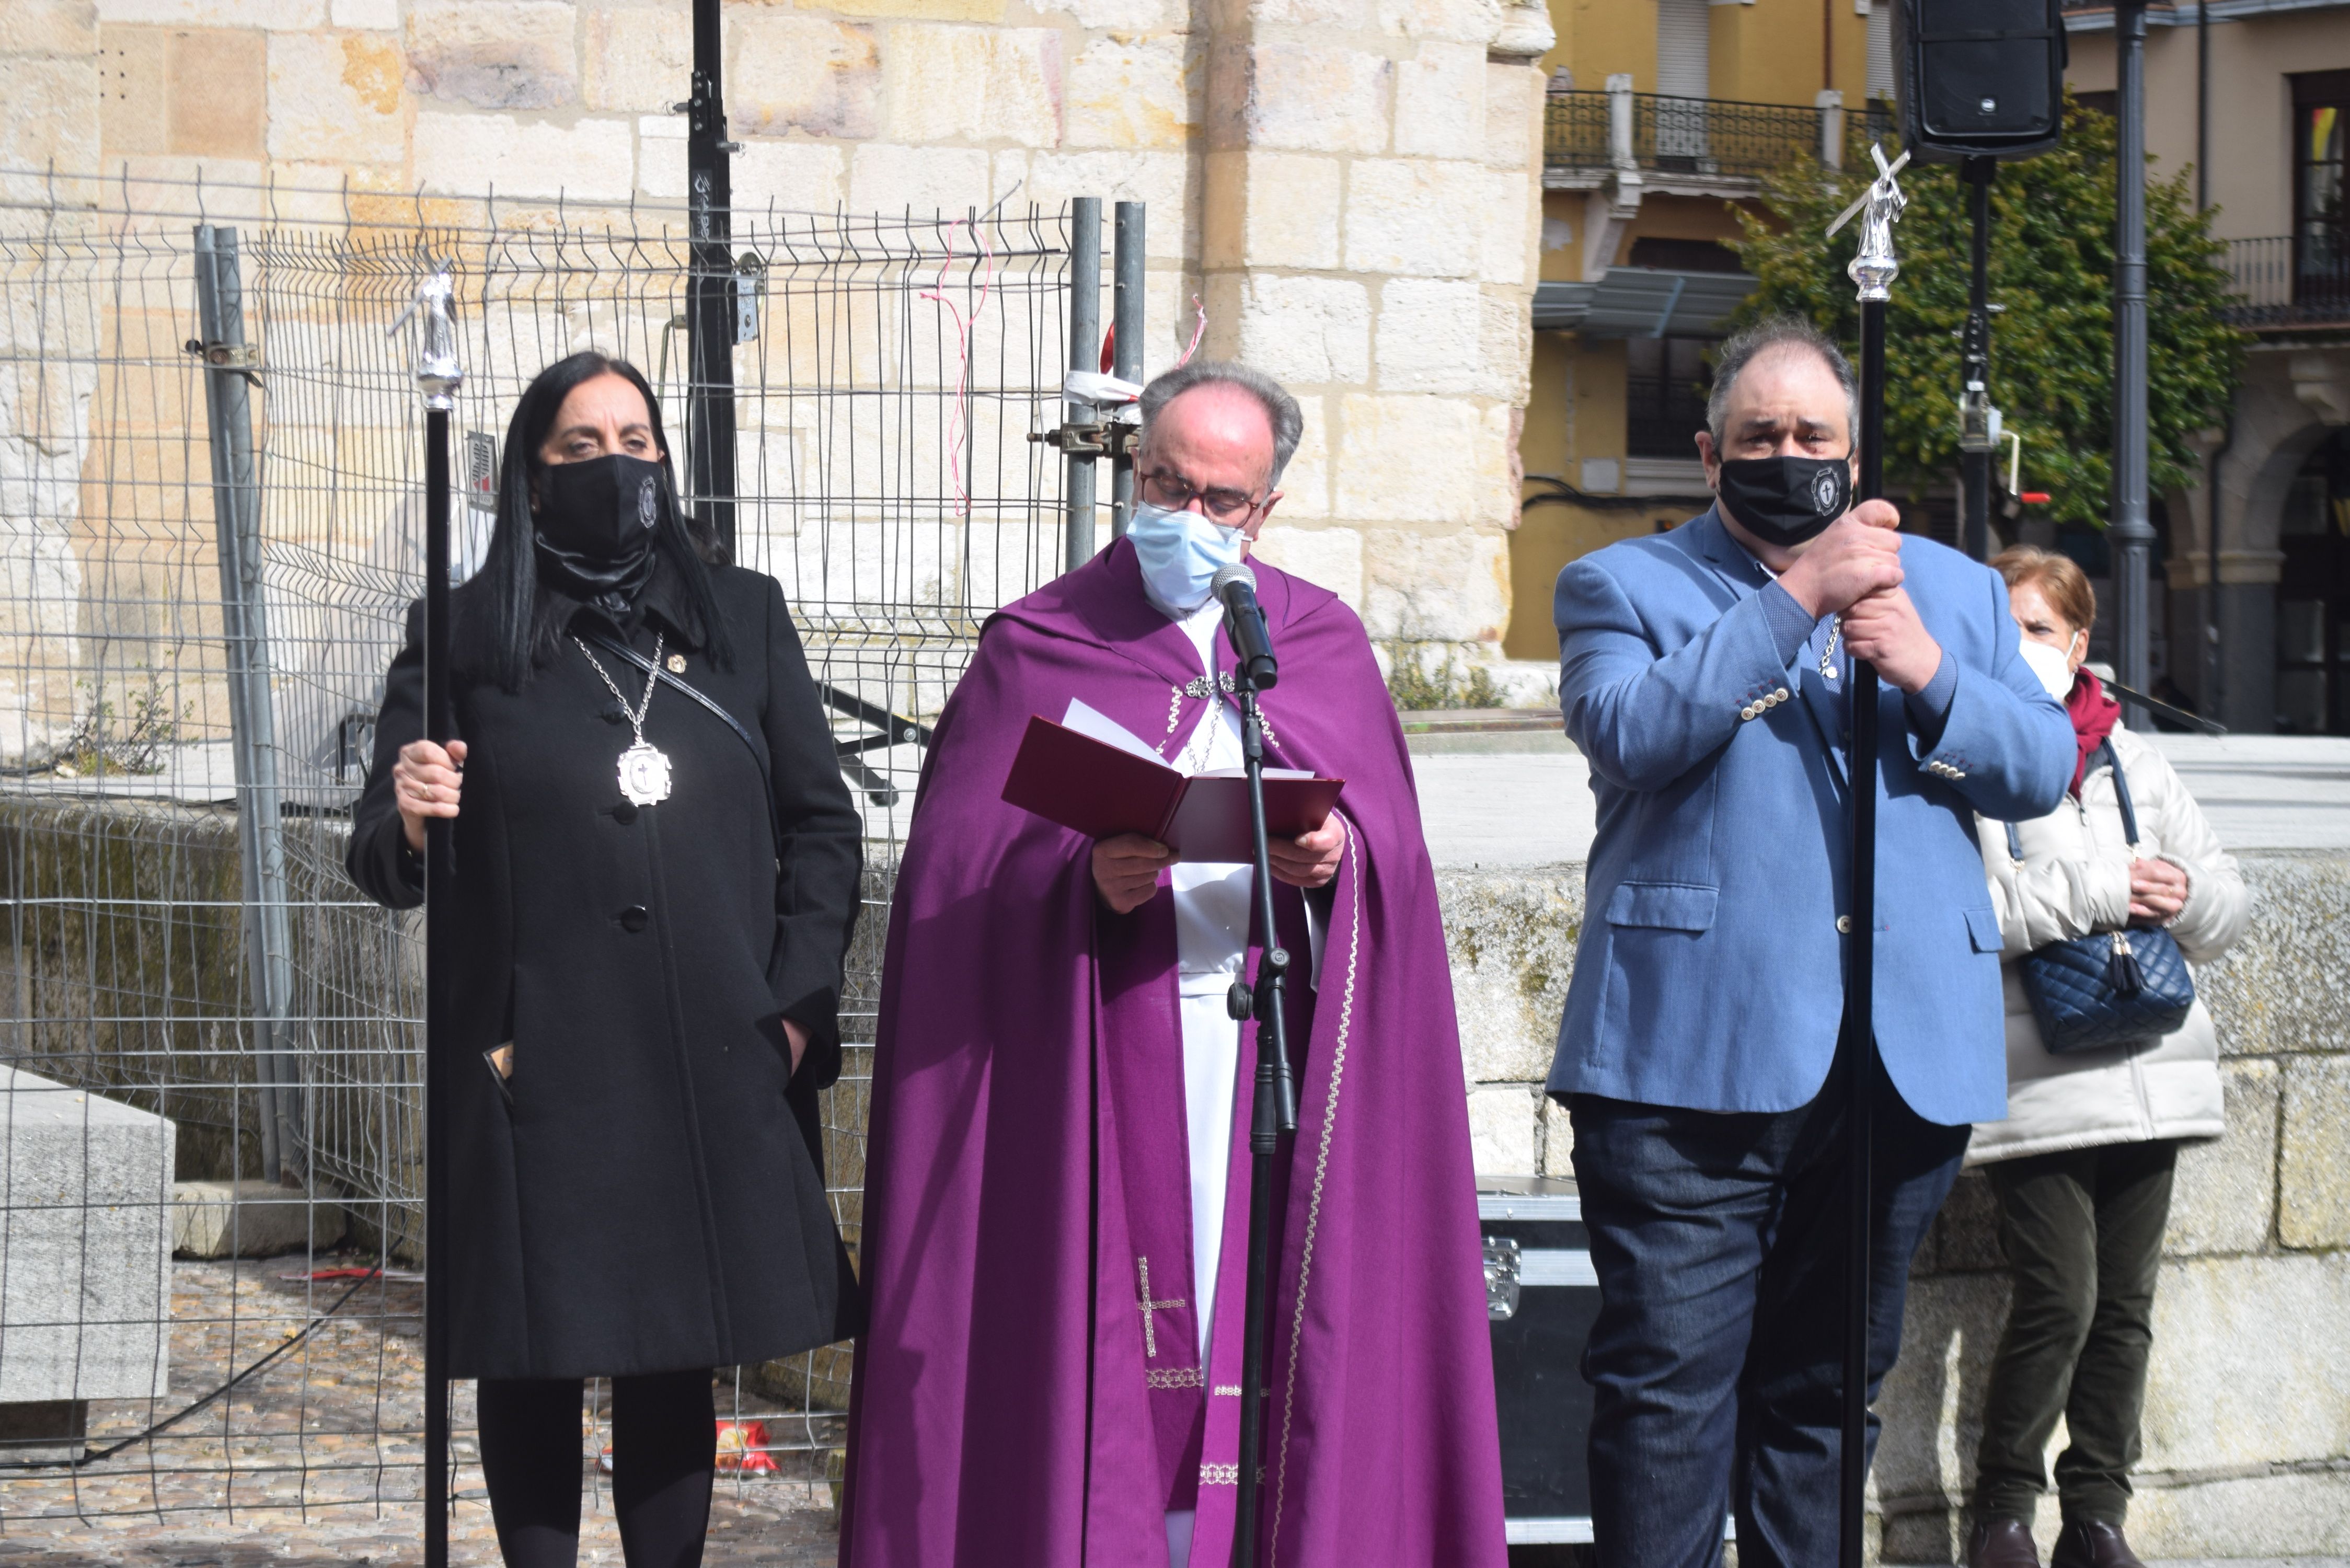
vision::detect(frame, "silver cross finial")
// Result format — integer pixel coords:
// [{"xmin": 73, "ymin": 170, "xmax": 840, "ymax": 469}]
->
[
  {"xmin": 388, "ymin": 261, "xmax": 464, "ymax": 411},
  {"xmin": 1827, "ymin": 143, "xmax": 1911, "ymax": 304}
]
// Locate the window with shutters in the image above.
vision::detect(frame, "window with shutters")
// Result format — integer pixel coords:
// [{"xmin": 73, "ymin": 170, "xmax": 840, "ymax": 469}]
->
[
  {"xmin": 1655, "ymin": 0, "xmax": 1709, "ymax": 99},
  {"xmin": 1865, "ymin": 1, "xmax": 1894, "ymax": 103},
  {"xmin": 1655, "ymin": 0, "xmax": 1710, "ymax": 164}
]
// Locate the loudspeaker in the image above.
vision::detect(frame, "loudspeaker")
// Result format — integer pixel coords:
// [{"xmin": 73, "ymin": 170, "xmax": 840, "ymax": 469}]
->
[{"xmin": 1891, "ymin": 0, "xmax": 2068, "ymax": 163}]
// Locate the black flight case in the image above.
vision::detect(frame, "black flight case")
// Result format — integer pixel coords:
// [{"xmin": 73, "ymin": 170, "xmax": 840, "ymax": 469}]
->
[{"xmin": 1480, "ymin": 1175, "xmax": 1598, "ymax": 1546}]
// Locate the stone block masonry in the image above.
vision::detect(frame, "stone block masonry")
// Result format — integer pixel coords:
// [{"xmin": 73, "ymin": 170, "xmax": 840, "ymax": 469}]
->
[
  {"xmin": 0, "ymin": 1066, "xmax": 175, "ymax": 1456},
  {"xmin": 1441, "ymin": 850, "xmax": 2350, "ymax": 1559},
  {"xmin": 4, "ymin": 0, "xmax": 1554, "ymax": 674},
  {"xmin": 172, "ymin": 1179, "xmax": 347, "ymax": 1260},
  {"xmin": 0, "ymin": 755, "xmax": 2333, "ymax": 1543}
]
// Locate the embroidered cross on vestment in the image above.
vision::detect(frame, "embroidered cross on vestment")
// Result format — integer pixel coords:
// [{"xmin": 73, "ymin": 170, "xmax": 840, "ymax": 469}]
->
[{"xmin": 1135, "ymin": 1256, "xmax": 1184, "ymax": 1359}]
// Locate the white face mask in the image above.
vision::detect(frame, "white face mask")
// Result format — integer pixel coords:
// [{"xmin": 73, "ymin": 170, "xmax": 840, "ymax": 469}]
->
[
  {"xmin": 2018, "ymin": 638, "xmax": 2077, "ymax": 702},
  {"xmin": 1127, "ymin": 500, "xmax": 1247, "ymax": 616}
]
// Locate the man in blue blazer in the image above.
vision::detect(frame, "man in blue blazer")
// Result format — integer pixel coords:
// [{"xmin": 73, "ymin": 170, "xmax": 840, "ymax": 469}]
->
[{"xmin": 1548, "ymin": 318, "xmax": 2073, "ymax": 1565}]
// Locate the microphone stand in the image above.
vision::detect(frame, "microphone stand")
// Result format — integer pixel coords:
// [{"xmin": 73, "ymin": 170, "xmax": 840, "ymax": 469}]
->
[
  {"xmin": 1825, "ymin": 144, "xmax": 1906, "ymax": 1568},
  {"xmin": 394, "ymin": 266, "xmax": 463, "ymax": 1568},
  {"xmin": 1226, "ymin": 662, "xmax": 1297, "ymax": 1568}
]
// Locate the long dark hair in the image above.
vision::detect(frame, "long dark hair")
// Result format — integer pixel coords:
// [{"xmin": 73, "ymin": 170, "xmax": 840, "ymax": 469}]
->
[{"xmin": 453, "ymin": 352, "xmax": 733, "ymax": 690}]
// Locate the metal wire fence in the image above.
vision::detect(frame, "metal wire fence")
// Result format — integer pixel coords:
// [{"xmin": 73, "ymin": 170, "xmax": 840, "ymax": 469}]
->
[{"xmin": 0, "ymin": 165, "xmax": 1079, "ymax": 1537}]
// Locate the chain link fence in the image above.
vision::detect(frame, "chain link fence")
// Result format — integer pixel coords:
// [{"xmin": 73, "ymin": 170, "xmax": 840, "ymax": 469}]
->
[{"xmin": 0, "ymin": 165, "xmax": 1080, "ymax": 1536}]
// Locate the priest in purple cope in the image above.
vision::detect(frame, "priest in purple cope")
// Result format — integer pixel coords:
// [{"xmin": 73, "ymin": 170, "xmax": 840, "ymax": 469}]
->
[{"xmin": 839, "ymin": 361, "xmax": 1505, "ymax": 1568}]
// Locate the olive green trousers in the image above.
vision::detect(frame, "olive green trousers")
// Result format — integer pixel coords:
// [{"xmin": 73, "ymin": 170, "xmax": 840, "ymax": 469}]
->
[{"xmin": 1969, "ymin": 1139, "xmax": 2177, "ymax": 1527}]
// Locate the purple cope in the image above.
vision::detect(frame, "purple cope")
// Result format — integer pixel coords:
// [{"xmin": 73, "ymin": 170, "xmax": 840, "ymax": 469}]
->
[{"xmin": 839, "ymin": 538, "xmax": 1505, "ymax": 1567}]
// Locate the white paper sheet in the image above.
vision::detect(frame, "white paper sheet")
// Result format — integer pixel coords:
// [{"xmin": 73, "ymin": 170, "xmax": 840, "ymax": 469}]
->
[{"xmin": 1060, "ymin": 698, "xmax": 1168, "ymax": 765}]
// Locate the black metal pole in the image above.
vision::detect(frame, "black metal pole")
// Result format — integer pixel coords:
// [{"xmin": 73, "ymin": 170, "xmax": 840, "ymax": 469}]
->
[
  {"xmin": 1838, "ymin": 293, "xmax": 1886, "ymax": 1568},
  {"xmin": 2197, "ymin": 0, "xmax": 2211, "ymax": 216},
  {"xmin": 1960, "ymin": 157, "xmax": 1997, "ymax": 562},
  {"xmin": 685, "ymin": 0, "xmax": 738, "ymax": 558},
  {"xmin": 2112, "ymin": 0, "xmax": 2156, "ymax": 724},
  {"xmin": 2205, "ymin": 418, "xmax": 2233, "ymax": 725},
  {"xmin": 1228, "ymin": 681, "xmax": 1297, "ymax": 1568},
  {"xmin": 422, "ymin": 402, "xmax": 453, "ymax": 1568}
]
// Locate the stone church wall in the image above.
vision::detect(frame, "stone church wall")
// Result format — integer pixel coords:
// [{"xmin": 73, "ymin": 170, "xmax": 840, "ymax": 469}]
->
[
  {"xmin": 0, "ymin": 0, "xmax": 1557, "ymax": 664},
  {"xmin": 1442, "ymin": 851, "xmax": 2350, "ymax": 1558}
]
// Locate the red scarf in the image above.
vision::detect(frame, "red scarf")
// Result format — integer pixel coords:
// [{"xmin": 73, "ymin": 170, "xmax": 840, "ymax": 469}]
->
[{"xmin": 2066, "ymin": 667, "xmax": 2120, "ymax": 797}]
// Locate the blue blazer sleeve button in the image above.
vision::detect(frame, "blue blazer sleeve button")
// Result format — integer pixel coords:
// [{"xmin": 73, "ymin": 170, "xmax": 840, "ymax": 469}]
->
[{"xmin": 619, "ymin": 904, "xmax": 650, "ymax": 932}]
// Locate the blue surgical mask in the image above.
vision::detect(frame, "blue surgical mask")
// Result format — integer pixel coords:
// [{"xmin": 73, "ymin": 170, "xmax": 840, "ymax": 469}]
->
[{"xmin": 1128, "ymin": 500, "xmax": 1246, "ymax": 617}]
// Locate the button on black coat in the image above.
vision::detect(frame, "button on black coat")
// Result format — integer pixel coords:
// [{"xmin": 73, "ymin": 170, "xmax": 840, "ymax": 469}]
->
[{"xmin": 347, "ymin": 564, "xmax": 865, "ymax": 1380}]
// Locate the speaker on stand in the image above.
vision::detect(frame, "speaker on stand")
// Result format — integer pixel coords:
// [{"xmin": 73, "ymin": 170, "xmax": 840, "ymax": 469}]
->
[
  {"xmin": 1888, "ymin": 0, "xmax": 2068, "ymax": 561},
  {"xmin": 1892, "ymin": 0, "xmax": 2066, "ymax": 163}
]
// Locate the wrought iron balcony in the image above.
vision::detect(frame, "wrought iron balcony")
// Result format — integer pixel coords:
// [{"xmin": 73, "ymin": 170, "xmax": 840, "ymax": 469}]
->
[
  {"xmin": 1545, "ymin": 88, "xmax": 1895, "ymax": 191},
  {"xmin": 2222, "ymin": 235, "xmax": 2350, "ymax": 330}
]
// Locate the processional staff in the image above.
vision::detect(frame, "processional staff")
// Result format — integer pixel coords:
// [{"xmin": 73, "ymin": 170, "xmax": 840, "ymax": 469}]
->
[
  {"xmin": 1823, "ymin": 141, "xmax": 1908, "ymax": 1568},
  {"xmin": 391, "ymin": 263, "xmax": 462, "ymax": 1568}
]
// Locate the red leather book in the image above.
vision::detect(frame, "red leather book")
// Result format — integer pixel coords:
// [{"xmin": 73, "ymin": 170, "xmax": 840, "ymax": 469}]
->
[{"xmin": 1000, "ymin": 713, "xmax": 1344, "ymax": 863}]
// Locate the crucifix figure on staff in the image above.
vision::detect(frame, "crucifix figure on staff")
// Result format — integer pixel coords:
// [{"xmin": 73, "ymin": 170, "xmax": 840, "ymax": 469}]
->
[{"xmin": 1543, "ymin": 142, "xmax": 2075, "ymax": 1563}]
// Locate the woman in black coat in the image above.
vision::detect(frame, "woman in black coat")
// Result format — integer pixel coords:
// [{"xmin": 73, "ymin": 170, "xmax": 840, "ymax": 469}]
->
[{"xmin": 347, "ymin": 352, "xmax": 863, "ymax": 1567}]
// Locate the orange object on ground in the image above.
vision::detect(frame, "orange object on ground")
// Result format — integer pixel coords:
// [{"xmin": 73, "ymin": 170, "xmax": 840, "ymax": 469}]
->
[{"xmin": 713, "ymin": 1420, "xmax": 777, "ymax": 1474}]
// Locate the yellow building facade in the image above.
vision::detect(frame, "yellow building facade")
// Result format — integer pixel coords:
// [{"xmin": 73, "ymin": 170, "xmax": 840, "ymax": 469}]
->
[{"xmin": 1507, "ymin": 0, "xmax": 1890, "ymax": 659}]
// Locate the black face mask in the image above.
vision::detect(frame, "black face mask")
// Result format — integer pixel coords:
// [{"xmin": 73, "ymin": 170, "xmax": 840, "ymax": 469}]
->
[
  {"xmin": 532, "ymin": 454, "xmax": 670, "ymax": 610},
  {"xmin": 1714, "ymin": 452, "xmax": 1852, "ymax": 547}
]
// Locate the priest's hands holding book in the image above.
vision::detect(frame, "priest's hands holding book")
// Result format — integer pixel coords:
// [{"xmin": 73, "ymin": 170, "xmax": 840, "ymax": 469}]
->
[
  {"xmin": 1270, "ymin": 819, "xmax": 1346, "ymax": 890},
  {"xmin": 1090, "ymin": 835, "xmax": 1171, "ymax": 912},
  {"xmin": 1091, "ymin": 818, "xmax": 1348, "ymax": 914}
]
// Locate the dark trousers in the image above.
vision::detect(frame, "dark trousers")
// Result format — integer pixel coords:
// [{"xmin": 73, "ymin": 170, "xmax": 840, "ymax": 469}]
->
[
  {"xmin": 477, "ymin": 1369, "xmax": 717, "ymax": 1568},
  {"xmin": 1568, "ymin": 1056, "xmax": 1970, "ymax": 1568},
  {"xmin": 1971, "ymin": 1141, "xmax": 2176, "ymax": 1528}
]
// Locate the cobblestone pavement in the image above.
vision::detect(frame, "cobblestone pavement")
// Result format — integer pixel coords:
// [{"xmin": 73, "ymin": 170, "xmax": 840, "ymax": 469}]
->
[
  {"xmin": 0, "ymin": 1490, "xmax": 839, "ymax": 1567},
  {"xmin": 0, "ymin": 1256, "xmax": 844, "ymax": 1565}
]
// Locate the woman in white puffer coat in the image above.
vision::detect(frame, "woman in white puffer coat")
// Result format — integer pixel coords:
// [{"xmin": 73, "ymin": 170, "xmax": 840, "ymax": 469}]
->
[{"xmin": 1963, "ymin": 548, "xmax": 2249, "ymax": 1568}]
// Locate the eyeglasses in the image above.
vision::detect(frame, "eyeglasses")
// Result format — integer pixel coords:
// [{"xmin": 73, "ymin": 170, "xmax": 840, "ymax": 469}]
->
[{"xmin": 1141, "ymin": 467, "xmax": 1264, "ymax": 524}]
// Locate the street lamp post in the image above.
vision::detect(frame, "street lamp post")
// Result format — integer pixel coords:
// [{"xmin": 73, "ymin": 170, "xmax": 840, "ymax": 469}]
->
[{"xmin": 2112, "ymin": 0, "xmax": 2156, "ymax": 722}]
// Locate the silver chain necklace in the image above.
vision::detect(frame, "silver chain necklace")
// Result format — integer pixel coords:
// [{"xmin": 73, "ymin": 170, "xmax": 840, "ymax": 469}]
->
[
  {"xmin": 1180, "ymin": 686, "xmax": 1224, "ymax": 775},
  {"xmin": 573, "ymin": 633, "xmax": 673, "ymax": 806}
]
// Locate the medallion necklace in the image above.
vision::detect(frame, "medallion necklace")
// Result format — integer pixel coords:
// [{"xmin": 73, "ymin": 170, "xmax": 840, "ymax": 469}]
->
[{"xmin": 573, "ymin": 633, "xmax": 674, "ymax": 806}]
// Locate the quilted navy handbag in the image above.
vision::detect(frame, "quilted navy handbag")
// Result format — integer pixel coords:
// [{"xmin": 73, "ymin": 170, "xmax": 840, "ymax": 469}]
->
[{"xmin": 2004, "ymin": 742, "xmax": 2196, "ymax": 1055}]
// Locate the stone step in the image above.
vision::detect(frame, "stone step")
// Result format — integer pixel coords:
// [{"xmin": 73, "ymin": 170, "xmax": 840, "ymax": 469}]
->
[{"xmin": 171, "ymin": 1180, "xmax": 347, "ymax": 1260}]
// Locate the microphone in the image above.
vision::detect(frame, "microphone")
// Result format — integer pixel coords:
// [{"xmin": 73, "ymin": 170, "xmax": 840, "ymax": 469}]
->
[{"xmin": 1212, "ymin": 563, "xmax": 1279, "ymax": 690}]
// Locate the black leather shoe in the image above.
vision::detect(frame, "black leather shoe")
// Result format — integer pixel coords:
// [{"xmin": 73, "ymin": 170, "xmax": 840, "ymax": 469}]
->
[
  {"xmin": 2050, "ymin": 1519, "xmax": 2145, "ymax": 1568},
  {"xmin": 1967, "ymin": 1518, "xmax": 2042, "ymax": 1568}
]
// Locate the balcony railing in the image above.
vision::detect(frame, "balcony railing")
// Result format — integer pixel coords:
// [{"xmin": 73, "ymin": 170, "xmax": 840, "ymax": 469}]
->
[
  {"xmin": 2222, "ymin": 235, "xmax": 2350, "ymax": 329},
  {"xmin": 1545, "ymin": 88, "xmax": 1895, "ymax": 185},
  {"xmin": 1546, "ymin": 90, "xmax": 1612, "ymax": 171}
]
